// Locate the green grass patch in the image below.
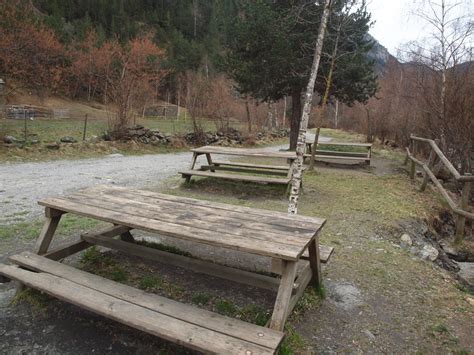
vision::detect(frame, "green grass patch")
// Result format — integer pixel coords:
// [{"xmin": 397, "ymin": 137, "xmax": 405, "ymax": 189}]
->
[
  {"xmin": 215, "ymin": 298, "xmax": 239, "ymax": 317},
  {"xmin": 12, "ymin": 288, "xmax": 51, "ymax": 314},
  {"xmin": 191, "ymin": 292, "xmax": 212, "ymax": 306},
  {"xmin": 139, "ymin": 275, "xmax": 163, "ymax": 291}
]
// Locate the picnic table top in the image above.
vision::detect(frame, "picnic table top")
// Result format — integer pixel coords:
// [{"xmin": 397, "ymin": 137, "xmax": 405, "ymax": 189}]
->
[
  {"xmin": 192, "ymin": 145, "xmax": 297, "ymax": 159},
  {"xmin": 39, "ymin": 185, "xmax": 326, "ymax": 261}
]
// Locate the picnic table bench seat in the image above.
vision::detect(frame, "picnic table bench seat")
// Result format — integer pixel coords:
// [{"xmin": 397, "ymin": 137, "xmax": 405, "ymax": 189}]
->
[
  {"xmin": 0, "ymin": 185, "xmax": 329, "ymax": 354},
  {"xmin": 2, "ymin": 252, "xmax": 283, "ymax": 355}
]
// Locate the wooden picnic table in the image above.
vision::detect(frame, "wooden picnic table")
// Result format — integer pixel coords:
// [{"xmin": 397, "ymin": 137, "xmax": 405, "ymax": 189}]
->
[
  {"xmin": 0, "ymin": 184, "xmax": 327, "ymax": 354},
  {"xmin": 305, "ymin": 140, "xmax": 373, "ymax": 165},
  {"xmin": 179, "ymin": 145, "xmax": 298, "ymax": 187}
]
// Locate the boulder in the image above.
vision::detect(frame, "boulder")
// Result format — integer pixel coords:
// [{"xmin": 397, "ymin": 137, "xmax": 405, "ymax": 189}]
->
[
  {"xmin": 458, "ymin": 262, "xmax": 474, "ymax": 292},
  {"xmin": 3, "ymin": 136, "xmax": 17, "ymax": 144},
  {"xmin": 60, "ymin": 136, "xmax": 77, "ymax": 143},
  {"xmin": 400, "ymin": 233, "xmax": 413, "ymax": 247},
  {"xmin": 419, "ymin": 244, "xmax": 439, "ymax": 261}
]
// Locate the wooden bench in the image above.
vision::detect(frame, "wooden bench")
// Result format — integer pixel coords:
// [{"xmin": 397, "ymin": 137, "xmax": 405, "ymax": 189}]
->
[
  {"xmin": 1, "ymin": 185, "xmax": 330, "ymax": 354},
  {"xmin": 305, "ymin": 141, "xmax": 372, "ymax": 165},
  {"xmin": 179, "ymin": 146, "xmax": 298, "ymax": 188}
]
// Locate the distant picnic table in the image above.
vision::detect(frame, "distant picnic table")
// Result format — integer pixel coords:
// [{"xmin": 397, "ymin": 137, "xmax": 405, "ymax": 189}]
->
[
  {"xmin": 179, "ymin": 145, "xmax": 299, "ymax": 188},
  {"xmin": 305, "ymin": 137, "xmax": 372, "ymax": 165},
  {"xmin": 0, "ymin": 185, "xmax": 327, "ymax": 354}
]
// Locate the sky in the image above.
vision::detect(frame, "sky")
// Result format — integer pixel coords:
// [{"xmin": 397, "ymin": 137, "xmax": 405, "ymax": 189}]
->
[{"xmin": 366, "ymin": 0, "xmax": 473, "ymax": 57}]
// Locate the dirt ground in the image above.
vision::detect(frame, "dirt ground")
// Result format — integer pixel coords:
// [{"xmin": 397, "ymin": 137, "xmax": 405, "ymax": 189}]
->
[{"xmin": 1, "ymin": 150, "xmax": 473, "ymax": 354}]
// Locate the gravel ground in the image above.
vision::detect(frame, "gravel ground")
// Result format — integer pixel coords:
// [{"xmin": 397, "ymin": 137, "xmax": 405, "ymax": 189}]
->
[{"xmin": 1, "ymin": 140, "xmax": 330, "ymax": 225}]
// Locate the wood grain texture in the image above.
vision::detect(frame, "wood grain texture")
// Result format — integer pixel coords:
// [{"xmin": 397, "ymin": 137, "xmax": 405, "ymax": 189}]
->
[
  {"xmin": 179, "ymin": 169, "xmax": 291, "ymax": 184},
  {"xmin": 192, "ymin": 145, "xmax": 297, "ymax": 159},
  {"xmin": 1, "ymin": 261, "xmax": 282, "ymax": 354}
]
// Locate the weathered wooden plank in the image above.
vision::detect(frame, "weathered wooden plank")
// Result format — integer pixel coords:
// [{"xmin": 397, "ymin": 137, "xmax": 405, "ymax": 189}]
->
[
  {"xmin": 102, "ymin": 189, "xmax": 319, "ymax": 236},
  {"xmin": 192, "ymin": 146, "xmax": 296, "ymax": 159},
  {"xmin": 303, "ymin": 154, "xmax": 369, "ymax": 161},
  {"xmin": 0, "ymin": 263, "xmax": 281, "ymax": 354},
  {"xmin": 200, "ymin": 165, "xmax": 289, "ymax": 176},
  {"xmin": 41, "ymin": 225, "xmax": 131, "ymax": 260},
  {"xmin": 81, "ymin": 234, "xmax": 285, "ymax": 291},
  {"xmin": 212, "ymin": 161, "xmax": 290, "ymax": 171},
  {"xmin": 68, "ymin": 191, "xmax": 314, "ymax": 245},
  {"xmin": 38, "ymin": 197, "xmax": 303, "ymax": 260},
  {"xmin": 269, "ymin": 261, "xmax": 298, "ymax": 331},
  {"xmin": 316, "ymin": 142, "xmax": 372, "ymax": 147},
  {"xmin": 314, "ymin": 150, "xmax": 368, "ymax": 157},
  {"xmin": 7, "ymin": 253, "xmax": 284, "ymax": 350},
  {"xmin": 308, "ymin": 237, "xmax": 321, "ymax": 287},
  {"xmin": 78, "ymin": 185, "xmax": 326, "ymax": 227},
  {"xmin": 43, "ymin": 240, "xmax": 91, "ymax": 260},
  {"xmin": 180, "ymin": 170, "xmax": 291, "ymax": 185}
]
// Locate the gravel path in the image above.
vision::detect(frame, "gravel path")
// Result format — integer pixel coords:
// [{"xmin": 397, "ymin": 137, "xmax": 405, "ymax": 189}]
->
[
  {"xmin": 0, "ymin": 152, "xmax": 193, "ymax": 224},
  {"xmin": 1, "ymin": 139, "xmax": 336, "ymax": 224}
]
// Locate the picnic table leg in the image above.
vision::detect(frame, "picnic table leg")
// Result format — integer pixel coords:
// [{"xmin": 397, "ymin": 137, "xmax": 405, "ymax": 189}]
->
[
  {"xmin": 15, "ymin": 208, "xmax": 63, "ymax": 293},
  {"xmin": 308, "ymin": 236, "xmax": 322, "ymax": 288},
  {"xmin": 205, "ymin": 153, "xmax": 215, "ymax": 172},
  {"xmin": 34, "ymin": 208, "xmax": 64, "ymax": 255},
  {"xmin": 269, "ymin": 260, "xmax": 298, "ymax": 331},
  {"xmin": 185, "ymin": 152, "xmax": 199, "ymax": 183}
]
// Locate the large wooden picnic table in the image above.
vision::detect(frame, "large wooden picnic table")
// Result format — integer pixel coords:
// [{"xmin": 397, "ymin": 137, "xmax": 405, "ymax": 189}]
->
[
  {"xmin": 0, "ymin": 184, "xmax": 326, "ymax": 354},
  {"xmin": 179, "ymin": 145, "xmax": 299, "ymax": 187}
]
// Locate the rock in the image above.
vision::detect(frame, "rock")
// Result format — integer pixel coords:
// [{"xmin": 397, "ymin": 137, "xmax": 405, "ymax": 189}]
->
[
  {"xmin": 466, "ymin": 297, "xmax": 474, "ymax": 306},
  {"xmin": 45, "ymin": 142, "xmax": 60, "ymax": 150},
  {"xmin": 60, "ymin": 136, "xmax": 77, "ymax": 143},
  {"xmin": 108, "ymin": 153, "xmax": 124, "ymax": 158},
  {"xmin": 419, "ymin": 244, "xmax": 439, "ymax": 261},
  {"xmin": 400, "ymin": 233, "xmax": 413, "ymax": 247},
  {"xmin": 327, "ymin": 281, "xmax": 364, "ymax": 311},
  {"xmin": 88, "ymin": 135, "xmax": 100, "ymax": 143},
  {"xmin": 3, "ymin": 136, "xmax": 17, "ymax": 144},
  {"xmin": 458, "ymin": 262, "xmax": 474, "ymax": 292},
  {"xmin": 362, "ymin": 329, "xmax": 376, "ymax": 341},
  {"xmin": 137, "ymin": 136, "xmax": 150, "ymax": 144},
  {"xmin": 439, "ymin": 240, "xmax": 468, "ymax": 262}
]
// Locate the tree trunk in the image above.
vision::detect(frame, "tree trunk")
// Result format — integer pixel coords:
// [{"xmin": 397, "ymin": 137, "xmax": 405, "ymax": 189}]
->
[
  {"xmin": 245, "ymin": 98, "xmax": 252, "ymax": 133},
  {"xmin": 289, "ymin": 88, "xmax": 302, "ymax": 150},
  {"xmin": 288, "ymin": 0, "xmax": 332, "ymax": 214}
]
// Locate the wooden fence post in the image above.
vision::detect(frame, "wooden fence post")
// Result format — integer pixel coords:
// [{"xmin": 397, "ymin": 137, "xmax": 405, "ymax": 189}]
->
[
  {"xmin": 455, "ymin": 174, "xmax": 472, "ymax": 243},
  {"xmin": 83, "ymin": 114, "xmax": 88, "ymax": 141},
  {"xmin": 419, "ymin": 148, "xmax": 436, "ymax": 192},
  {"xmin": 410, "ymin": 140, "xmax": 416, "ymax": 180}
]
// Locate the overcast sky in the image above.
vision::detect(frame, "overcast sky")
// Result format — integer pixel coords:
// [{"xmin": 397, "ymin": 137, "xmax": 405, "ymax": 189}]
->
[{"xmin": 366, "ymin": 0, "xmax": 473, "ymax": 57}]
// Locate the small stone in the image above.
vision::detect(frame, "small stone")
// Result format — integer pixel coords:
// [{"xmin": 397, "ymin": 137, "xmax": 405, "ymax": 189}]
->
[
  {"xmin": 45, "ymin": 142, "xmax": 60, "ymax": 150},
  {"xmin": 108, "ymin": 153, "xmax": 124, "ymax": 158},
  {"xmin": 3, "ymin": 135, "xmax": 17, "ymax": 144},
  {"xmin": 400, "ymin": 233, "xmax": 412, "ymax": 247},
  {"xmin": 362, "ymin": 329, "xmax": 376, "ymax": 341},
  {"xmin": 458, "ymin": 263, "xmax": 474, "ymax": 292},
  {"xmin": 60, "ymin": 136, "xmax": 77, "ymax": 143},
  {"xmin": 419, "ymin": 244, "xmax": 439, "ymax": 261},
  {"xmin": 466, "ymin": 297, "xmax": 474, "ymax": 306}
]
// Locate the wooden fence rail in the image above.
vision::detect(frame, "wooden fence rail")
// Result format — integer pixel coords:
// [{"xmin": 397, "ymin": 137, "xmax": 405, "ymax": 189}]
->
[{"xmin": 405, "ymin": 135, "xmax": 473, "ymax": 242}]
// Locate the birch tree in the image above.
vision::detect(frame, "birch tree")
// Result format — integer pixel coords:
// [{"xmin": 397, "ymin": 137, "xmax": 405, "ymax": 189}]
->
[{"xmin": 288, "ymin": 0, "xmax": 332, "ymax": 214}]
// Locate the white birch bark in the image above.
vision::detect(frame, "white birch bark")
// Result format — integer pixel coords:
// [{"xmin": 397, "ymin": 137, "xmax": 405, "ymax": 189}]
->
[{"xmin": 288, "ymin": 0, "xmax": 332, "ymax": 214}]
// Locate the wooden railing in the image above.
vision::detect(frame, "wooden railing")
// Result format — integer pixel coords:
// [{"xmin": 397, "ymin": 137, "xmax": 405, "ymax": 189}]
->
[{"xmin": 405, "ymin": 135, "xmax": 473, "ymax": 241}]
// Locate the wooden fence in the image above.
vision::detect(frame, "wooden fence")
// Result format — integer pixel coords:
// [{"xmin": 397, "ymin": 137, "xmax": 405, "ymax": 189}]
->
[{"xmin": 405, "ymin": 135, "xmax": 473, "ymax": 241}]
